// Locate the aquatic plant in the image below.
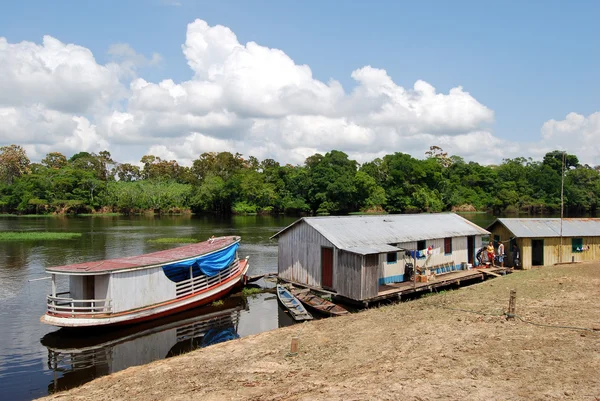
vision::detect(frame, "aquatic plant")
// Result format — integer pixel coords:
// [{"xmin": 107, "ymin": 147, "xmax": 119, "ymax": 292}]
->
[
  {"xmin": 0, "ymin": 232, "xmax": 81, "ymax": 241},
  {"xmin": 241, "ymin": 287, "xmax": 262, "ymax": 298}
]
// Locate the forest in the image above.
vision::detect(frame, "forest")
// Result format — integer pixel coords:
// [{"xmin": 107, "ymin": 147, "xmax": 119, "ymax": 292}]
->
[{"xmin": 0, "ymin": 144, "xmax": 597, "ymax": 216}]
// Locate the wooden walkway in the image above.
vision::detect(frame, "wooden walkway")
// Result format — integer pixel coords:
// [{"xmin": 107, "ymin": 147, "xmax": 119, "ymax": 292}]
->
[{"xmin": 368, "ymin": 267, "xmax": 511, "ymax": 304}]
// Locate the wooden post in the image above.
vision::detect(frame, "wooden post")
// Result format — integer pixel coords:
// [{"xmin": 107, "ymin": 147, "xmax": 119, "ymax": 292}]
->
[
  {"xmin": 290, "ymin": 336, "xmax": 299, "ymax": 354},
  {"xmin": 507, "ymin": 289, "xmax": 517, "ymax": 319}
]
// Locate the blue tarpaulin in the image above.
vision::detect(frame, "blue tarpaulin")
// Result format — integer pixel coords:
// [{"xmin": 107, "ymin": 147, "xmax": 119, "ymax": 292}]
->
[{"xmin": 162, "ymin": 243, "xmax": 239, "ymax": 282}]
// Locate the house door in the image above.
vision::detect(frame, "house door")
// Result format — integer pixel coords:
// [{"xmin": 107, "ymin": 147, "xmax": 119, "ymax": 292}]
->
[
  {"xmin": 467, "ymin": 236, "xmax": 475, "ymax": 264},
  {"xmin": 321, "ymin": 247, "xmax": 333, "ymax": 288},
  {"xmin": 532, "ymin": 239, "xmax": 544, "ymax": 266}
]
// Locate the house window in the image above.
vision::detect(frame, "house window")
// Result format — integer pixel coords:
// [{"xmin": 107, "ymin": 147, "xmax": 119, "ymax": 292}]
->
[
  {"xmin": 417, "ymin": 240, "xmax": 426, "ymax": 250},
  {"xmin": 494, "ymin": 235, "xmax": 500, "ymax": 247},
  {"xmin": 444, "ymin": 237, "xmax": 452, "ymax": 254},
  {"xmin": 386, "ymin": 252, "xmax": 397, "ymax": 264},
  {"xmin": 572, "ymin": 238, "xmax": 583, "ymax": 252}
]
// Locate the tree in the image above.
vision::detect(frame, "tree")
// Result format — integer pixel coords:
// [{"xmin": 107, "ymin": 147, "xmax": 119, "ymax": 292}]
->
[
  {"xmin": 114, "ymin": 163, "xmax": 141, "ymax": 182},
  {"xmin": 41, "ymin": 152, "xmax": 67, "ymax": 170},
  {"xmin": 0, "ymin": 145, "xmax": 30, "ymax": 184},
  {"xmin": 542, "ymin": 150, "xmax": 579, "ymax": 174}
]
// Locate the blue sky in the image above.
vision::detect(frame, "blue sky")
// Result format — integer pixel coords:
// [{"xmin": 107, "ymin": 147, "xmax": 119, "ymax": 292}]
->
[{"xmin": 1, "ymin": 0, "xmax": 599, "ymax": 165}]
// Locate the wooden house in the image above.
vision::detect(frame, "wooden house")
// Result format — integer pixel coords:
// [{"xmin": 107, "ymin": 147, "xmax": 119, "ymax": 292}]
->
[
  {"xmin": 271, "ymin": 213, "xmax": 490, "ymax": 303},
  {"xmin": 487, "ymin": 218, "xmax": 600, "ymax": 269}
]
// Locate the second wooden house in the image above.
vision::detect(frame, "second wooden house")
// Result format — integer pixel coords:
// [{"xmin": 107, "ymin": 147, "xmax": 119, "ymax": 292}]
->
[
  {"xmin": 487, "ymin": 218, "xmax": 600, "ymax": 269},
  {"xmin": 271, "ymin": 213, "xmax": 490, "ymax": 303}
]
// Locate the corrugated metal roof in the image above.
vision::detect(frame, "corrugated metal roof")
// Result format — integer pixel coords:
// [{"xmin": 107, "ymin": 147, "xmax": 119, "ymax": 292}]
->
[
  {"xmin": 340, "ymin": 244, "xmax": 401, "ymax": 255},
  {"xmin": 489, "ymin": 218, "xmax": 600, "ymax": 238},
  {"xmin": 272, "ymin": 213, "xmax": 489, "ymax": 251}
]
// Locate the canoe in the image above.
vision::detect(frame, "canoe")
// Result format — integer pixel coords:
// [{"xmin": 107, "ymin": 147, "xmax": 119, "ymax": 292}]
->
[
  {"xmin": 276, "ymin": 285, "xmax": 313, "ymax": 321},
  {"xmin": 291, "ymin": 289, "xmax": 349, "ymax": 317}
]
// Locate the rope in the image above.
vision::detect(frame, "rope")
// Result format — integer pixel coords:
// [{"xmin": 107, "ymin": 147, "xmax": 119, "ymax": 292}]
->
[{"xmin": 425, "ymin": 302, "xmax": 598, "ymax": 333}]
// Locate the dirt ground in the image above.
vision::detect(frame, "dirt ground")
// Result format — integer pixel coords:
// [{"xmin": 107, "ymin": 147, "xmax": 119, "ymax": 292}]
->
[{"xmin": 40, "ymin": 262, "xmax": 600, "ymax": 401}]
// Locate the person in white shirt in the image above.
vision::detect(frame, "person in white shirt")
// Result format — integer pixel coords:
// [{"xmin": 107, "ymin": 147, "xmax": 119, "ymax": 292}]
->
[{"xmin": 497, "ymin": 242, "xmax": 505, "ymax": 267}]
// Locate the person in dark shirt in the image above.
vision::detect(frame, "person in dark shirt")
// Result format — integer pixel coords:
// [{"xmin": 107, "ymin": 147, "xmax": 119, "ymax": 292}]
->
[{"xmin": 512, "ymin": 243, "xmax": 520, "ymax": 268}]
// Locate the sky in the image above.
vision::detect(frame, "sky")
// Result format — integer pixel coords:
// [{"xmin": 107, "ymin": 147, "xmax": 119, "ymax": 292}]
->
[{"xmin": 1, "ymin": 0, "xmax": 599, "ymax": 167}]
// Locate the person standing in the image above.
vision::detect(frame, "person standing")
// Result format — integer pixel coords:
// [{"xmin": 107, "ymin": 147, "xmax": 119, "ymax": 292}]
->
[
  {"xmin": 497, "ymin": 242, "xmax": 505, "ymax": 267},
  {"xmin": 512, "ymin": 243, "xmax": 520, "ymax": 269},
  {"xmin": 486, "ymin": 241, "xmax": 495, "ymax": 267}
]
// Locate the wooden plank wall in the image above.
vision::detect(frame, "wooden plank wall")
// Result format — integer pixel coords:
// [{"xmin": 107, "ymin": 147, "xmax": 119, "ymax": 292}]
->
[
  {"xmin": 110, "ymin": 267, "xmax": 175, "ymax": 313},
  {"xmin": 522, "ymin": 236, "xmax": 600, "ymax": 268},
  {"xmin": 489, "ymin": 224, "xmax": 519, "ymax": 267},
  {"xmin": 277, "ymin": 221, "xmax": 337, "ymax": 288},
  {"xmin": 385, "ymin": 236, "xmax": 472, "ymax": 279},
  {"xmin": 490, "ymin": 222, "xmax": 600, "ymax": 268},
  {"xmin": 361, "ymin": 254, "xmax": 379, "ymax": 300},
  {"xmin": 335, "ymin": 250, "xmax": 365, "ymax": 300}
]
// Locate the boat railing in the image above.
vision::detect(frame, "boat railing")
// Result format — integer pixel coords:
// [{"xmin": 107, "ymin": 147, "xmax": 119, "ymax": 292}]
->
[
  {"xmin": 175, "ymin": 259, "xmax": 241, "ymax": 298},
  {"xmin": 47, "ymin": 293, "xmax": 112, "ymax": 316}
]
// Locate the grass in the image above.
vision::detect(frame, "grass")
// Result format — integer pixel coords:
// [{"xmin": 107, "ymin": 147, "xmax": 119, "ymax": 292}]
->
[
  {"xmin": 0, "ymin": 231, "xmax": 82, "ymax": 241},
  {"xmin": 241, "ymin": 287, "xmax": 262, "ymax": 298},
  {"xmin": 147, "ymin": 237, "xmax": 198, "ymax": 244}
]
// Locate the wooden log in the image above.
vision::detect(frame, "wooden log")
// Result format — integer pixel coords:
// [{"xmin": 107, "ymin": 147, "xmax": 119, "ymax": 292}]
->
[
  {"xmin": 290, "ymin": 337, "xmax": 299, "ymax": 354},
  {"xmin": 507, "ymin": 289, "xmax": 517, "ymax": 319}
]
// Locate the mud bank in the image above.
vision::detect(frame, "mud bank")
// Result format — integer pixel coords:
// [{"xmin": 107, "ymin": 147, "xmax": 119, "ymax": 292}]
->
[{"xmin": 39, "ymin": 263, "xmax": 600, "ymax": 401}]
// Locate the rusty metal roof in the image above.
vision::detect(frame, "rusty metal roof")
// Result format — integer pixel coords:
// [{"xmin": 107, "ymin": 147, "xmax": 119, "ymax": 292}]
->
[
  {"xmin": 47, "ymin": 236, "xmax": 240, "ymax": 275},
  {"xmin": 272, "ymin": 213, "xmax": 489, "ymax": 253},
  {"xmin": 488, "ymin": 218, "xmax": 600, "ymax": 238}
]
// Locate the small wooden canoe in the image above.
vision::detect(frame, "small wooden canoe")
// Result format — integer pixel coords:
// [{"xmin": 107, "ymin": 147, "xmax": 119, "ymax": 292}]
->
[
  {"xmin": 276, "ymin": 285, "xmax": 313, "ymax": 321},
  {"xmin": 291, "ymin": 289, "xmax": 350, "ymax": 317}
]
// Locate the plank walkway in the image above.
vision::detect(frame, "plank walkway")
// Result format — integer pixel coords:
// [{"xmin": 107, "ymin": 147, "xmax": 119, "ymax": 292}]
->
[{"xmin": 372, "ymin": 267, "xmax": 510, "ymax": 303}]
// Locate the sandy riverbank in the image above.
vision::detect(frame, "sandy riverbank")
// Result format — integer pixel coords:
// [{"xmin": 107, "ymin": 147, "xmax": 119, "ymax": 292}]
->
[{"xmin": 40, "ymin": 263, "xmax": 600, "ymax": 401}]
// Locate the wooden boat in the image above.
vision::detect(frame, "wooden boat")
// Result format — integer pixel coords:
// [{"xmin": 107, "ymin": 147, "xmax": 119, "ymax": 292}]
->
[
  {"xmin": 291, "ymin": 289, "xmax": 350, "ymax": 317},
  {"xmin": 276, "ymin": 285, "xmax": 313, "ymax": 321},
  {"xmin": 41, "ymin": 236, "xmax": 249, "ymax": 328}
]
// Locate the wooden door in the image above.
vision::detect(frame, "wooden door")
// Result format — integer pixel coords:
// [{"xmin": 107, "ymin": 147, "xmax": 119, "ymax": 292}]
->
[
  {"xmin": 467, "ymin": 236, "xmax": 475, "ymax": 264},
  {"xmin": 321, "ymin": 247, "xmax": 333, "ymax": 288},
  {"xmin": 532, "ymin": 239, "xmax": 544, "ymax": 266}
]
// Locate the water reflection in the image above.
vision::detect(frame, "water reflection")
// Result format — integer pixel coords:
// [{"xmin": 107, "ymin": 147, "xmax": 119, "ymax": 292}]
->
[{"xmin": 42, "ymin": 296, "xmax": 248, "ymax": 394}]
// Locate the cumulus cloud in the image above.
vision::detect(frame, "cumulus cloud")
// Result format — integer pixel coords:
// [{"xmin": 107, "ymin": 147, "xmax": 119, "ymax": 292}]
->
[
  {"xmin": 0, "ymin": 36, "xmax": 123, "ymax": 114},
  {"xmin": 540, "ymin": 112, "xmax": 600, "ymax": 166},
  {"xmin": 0, "ymin": 19, "xmax": 524, "ymax": 167}
]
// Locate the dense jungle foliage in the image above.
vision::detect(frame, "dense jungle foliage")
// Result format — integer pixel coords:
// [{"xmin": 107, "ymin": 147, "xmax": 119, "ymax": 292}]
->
[{"xmin": 0, "ymin": 144, "xmax": 597, "ymax": 215}]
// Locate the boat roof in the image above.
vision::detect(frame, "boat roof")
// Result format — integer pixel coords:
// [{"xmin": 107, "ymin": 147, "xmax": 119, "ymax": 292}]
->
[
  {"xmin": 46, "ymin": 236, "xmax": 240, "ymax": 275},
  {"xmin": 487, "ymin": 218, "xmax": 600, "ymax": 238}
]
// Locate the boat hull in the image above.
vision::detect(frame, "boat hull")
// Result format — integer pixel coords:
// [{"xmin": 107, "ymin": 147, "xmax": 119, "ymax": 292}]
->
[{"xmin": 41, "ymin": 260, "xmax": 249, "ymax": 328}]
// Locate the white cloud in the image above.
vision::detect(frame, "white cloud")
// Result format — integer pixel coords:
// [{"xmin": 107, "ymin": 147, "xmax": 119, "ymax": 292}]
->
[
  {"xmin": 1, "ymin": 19, "xmax": 530, "ymax": 167},
  {"xmin": 0, "ymin": 35, "xmax": 123, "ymax": 114},
  {"xmin": 540, "ymin": 112, "xmax": 600, "ymax": 166}
]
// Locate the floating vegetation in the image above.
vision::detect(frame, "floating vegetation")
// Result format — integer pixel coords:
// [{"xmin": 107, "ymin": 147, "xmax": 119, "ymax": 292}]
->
[
  {"xmin": 241, "ymin": 287, "xmax": 263, "ymax": 298},
  {"xmin": 0, "ymin": 232, "xmax": 82, "ymax": 241},
  {"xmin": 147, "ymin": 237, "xmax": 198, "ymax": 244},
  {"xmin": 211, "ymin": 300, "xmax": 224, "ymax": 307}
]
